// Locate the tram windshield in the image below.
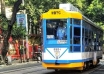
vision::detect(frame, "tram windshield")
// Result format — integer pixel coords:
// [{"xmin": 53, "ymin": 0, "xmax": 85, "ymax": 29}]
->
[{"xmin": 46, "ymin": 19, "xmax": 67, "ymax": 40}]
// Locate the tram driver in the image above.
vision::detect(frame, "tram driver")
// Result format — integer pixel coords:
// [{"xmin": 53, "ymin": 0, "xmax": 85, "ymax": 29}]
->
[{"xmin": 56, "ymin": 21, "xmax": 66, "ymax": 40}]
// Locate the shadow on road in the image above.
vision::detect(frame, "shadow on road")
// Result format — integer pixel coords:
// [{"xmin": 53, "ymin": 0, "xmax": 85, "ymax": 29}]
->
[
  {"xmin": 44, "ymin": 64, "xmax": 101, "ymax": 74},
  {"xmin": 44, "ymin": 70, "xmax": 82, "ymax": 74}
]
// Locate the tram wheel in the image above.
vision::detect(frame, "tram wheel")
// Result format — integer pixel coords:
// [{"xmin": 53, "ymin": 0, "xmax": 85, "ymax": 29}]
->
[
  {"xmin": 86, "ymin": 62, "xmax": 90, "ymax": 70},
  {"xmin": 83, "ymin": 62, "xmax": 87, "ymax": 70},
  {"xmin": 97, "ymin": 59, "xmax": 100, "ymax": 64}
]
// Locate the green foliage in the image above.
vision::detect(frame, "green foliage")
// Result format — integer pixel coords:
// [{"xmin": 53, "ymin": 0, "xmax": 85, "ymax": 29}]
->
[
  {"xmin": 24, "ymin": 0, "xmax": 88, "ymax": 25},
  {"xmin": 0, "ymin": 14, "xmax": 8, "ymax": 30},
  {"xmin": 85, "ymin": 0, "xmax": 104, "ymax": 29},
  {"xmin": 11, "ymin": 23, "xmax": 26, "ymax": 39},
  {"xmin": 0, "ymin": 0, "xmax": 25, "ymax": 40},
  {"xmin": 5, "ymin": 0, "xmax": 104, "ymax": 31},
  {"xmin": 5, "ymin": 0, "xmax": 17, "ymax": 6}
]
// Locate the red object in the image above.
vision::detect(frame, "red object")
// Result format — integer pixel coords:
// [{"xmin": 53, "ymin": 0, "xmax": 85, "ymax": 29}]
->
[
  {"xmin": 11, "ymin": 42, "xmax": 20, "ymax": 59},
  {"xmin": 28, "ymin": 44, "xmax": 33, "ymax": 58},
  {"xmin": 14, "ymin": 43, "xmax": 19, "ymax": 55},
  {"xmin": 9, "ymin": 36, "xmax": 13, "ymax": 42},
  {"xmin": 34, "ymin": 44, "xmax": 38, "ymax": 52},
  {"xmin": 0, "ymin": 29, "xmax": 2, "ymax": 34}
]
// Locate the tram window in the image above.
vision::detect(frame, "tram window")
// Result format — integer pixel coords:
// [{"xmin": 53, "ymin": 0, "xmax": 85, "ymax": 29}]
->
[
  {"xmin": 82, "ymin": 28, "xmax": 84, "ymax": 37},
  {"xmin": 82, "ymin": 37, "xmax": 85, "ymax": 45},
  {"xmin": 70, "ymin": 18, "xmax": 72, "ymax": 24},
  {"xmin": 73, "ymin": 19, "xmax": 81, "ymax": 25},
  {"xmin": 94, "ymin": 33, "xmax": 96, "ymax": 39},
  {"xmin": 74, "ymin": 37, "xmax": 80, "ymax": 44},
  {"xmin": 85, "ymin": 29, "xmax": 88, "ymax": 37},
  {"xmin": 92, "ymin": 32, "xmax": 94, "ymax": 39},
  {"xmin": 70, "ymin": 26, "xmax": 72, "ymax": 44},
  {"xmin": 46, "ymin": 19, "xmax": 67, "ymax": 40},
  {"xmin": 85, "ymin": 38, "xmax": 88, "ymax": 45},
  {"xmin": 89, "ymin": 31, "xmax": 92, "ymax": 38},
  {"xmin": 74, "ymin": 27, "xmax": 80, "ymax": 36}
]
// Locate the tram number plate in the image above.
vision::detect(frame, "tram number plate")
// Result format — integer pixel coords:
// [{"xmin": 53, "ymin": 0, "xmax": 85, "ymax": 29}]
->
[{"xmin": 57, "ymin": 40, "xmax": 67, "ymax": 44}]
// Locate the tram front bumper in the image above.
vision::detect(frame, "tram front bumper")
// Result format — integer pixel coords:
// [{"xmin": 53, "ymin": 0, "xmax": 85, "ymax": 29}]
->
[{"xmin": 42, "ymin": 62, "xmax": 84, "ymax": 69}]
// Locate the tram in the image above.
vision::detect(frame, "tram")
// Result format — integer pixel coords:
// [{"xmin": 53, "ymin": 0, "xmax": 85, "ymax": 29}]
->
[{"xmin": 41, "ymin": 3, "xmax": 103, "ymax": 71}]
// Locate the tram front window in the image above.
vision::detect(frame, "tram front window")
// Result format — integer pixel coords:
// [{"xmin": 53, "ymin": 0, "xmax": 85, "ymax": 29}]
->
[{"xmin": 46, "ymin": 19, "xmax": 67, "ymax": 40}]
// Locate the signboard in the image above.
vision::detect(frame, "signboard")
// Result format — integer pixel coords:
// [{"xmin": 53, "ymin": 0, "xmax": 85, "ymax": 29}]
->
[
  {"xmin": 16, "ymin": 14, "xmax": 27, "ymax": 27},
  {"xmin": 51, "ymin": 11, "xmax": 61, "ymax": 15}
]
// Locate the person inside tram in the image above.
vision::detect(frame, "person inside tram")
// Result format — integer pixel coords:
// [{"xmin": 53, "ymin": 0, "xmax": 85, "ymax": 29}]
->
[{"xmin": 56, "ymin": 21, "xmax": 66, "ymax": 40}]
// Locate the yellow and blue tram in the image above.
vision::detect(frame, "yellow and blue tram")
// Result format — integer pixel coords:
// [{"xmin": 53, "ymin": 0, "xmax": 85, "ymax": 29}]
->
[{"xmin": 41, "ymin": 4, "xmax": 103, "ymax": 71}]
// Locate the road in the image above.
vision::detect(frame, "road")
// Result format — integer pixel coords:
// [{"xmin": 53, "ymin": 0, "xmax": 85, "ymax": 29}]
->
[{"xmin": 0, "ymin": 61, "xmax": 103, "ymax": 74}]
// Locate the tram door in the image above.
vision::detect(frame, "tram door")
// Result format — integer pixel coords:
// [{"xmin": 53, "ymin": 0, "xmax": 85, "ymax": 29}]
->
[{"xmin": 70, "ymin": 19, "xmax": 81, "ymax": 52}]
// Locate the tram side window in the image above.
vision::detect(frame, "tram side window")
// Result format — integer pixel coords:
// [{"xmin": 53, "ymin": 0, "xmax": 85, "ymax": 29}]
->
[
  {"xmin": 74, "ymin": 27, "xmax": 80, "ymax": 36},
  {"xmin": 82, "ymin": 28, "xmax": 85, "ymax": 45},
  {"xmin": 85, "ymin": 29, "xmax": 88, "ymax": 37},
  {"xmin": 94, "ymin": 33, "xmax": 97, "ymax": 51},
  {"xmin": 89, "ymin": 30, "xmax": 92, "ymax": 38},
  {"xmin": 85, "ymin": 29, "xmax": 88, "ymax": 45},
  {"xmin": 74, "ymin": 38, "xmax": 80, "ymax": 44},
  {"xmin": 99, "ymin": 34, "xmax": 103, "ymax": 50},
  {"xmin": 82, "ymin": 28, "xmax": 84, "ymax": 37},
  {"xmin": 74, "ymin": 27, "xmax": 80, "ymax": 44},
  {"xmin": 70, "ymin": 26, "xmax": 72, "ymax": 44},
  {"xmin": 73, "ymin": 19, "xmax": 80, "ymax": 25},
  {"xmin": 70, "ymin": 18, "xmax": 72, "ymax": 24}
]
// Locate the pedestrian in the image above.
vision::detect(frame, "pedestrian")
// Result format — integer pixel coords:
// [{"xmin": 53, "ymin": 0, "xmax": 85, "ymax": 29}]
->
[
  {"xmin": 37, "ymin": 46, "xmax": 42, "ymax": 63},
  {"xmin": 19, "ymin": 44, "xmax": 24, "ymax": 63},
  {"xmin": 14, "ymin": 40, "xmax": 20, "ymax": 56}
]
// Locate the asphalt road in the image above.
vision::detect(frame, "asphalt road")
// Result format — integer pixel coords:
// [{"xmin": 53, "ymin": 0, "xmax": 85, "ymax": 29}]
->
[{"xmin": 0, "ymin": 61, "xmax": 103, "ymax": 74}]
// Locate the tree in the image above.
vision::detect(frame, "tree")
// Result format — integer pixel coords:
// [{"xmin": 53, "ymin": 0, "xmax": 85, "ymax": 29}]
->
[
  {"xmin": 85, "ymin": 0, "xmax": 104, "ymax": 29},
  {"xmin": 1, "ymin": 0, "xmax": 22, "ymax": 61},
  {"xmin": 0, "ymin": 0, "xmax": 6, "ymax": 15},
  {"xmin": 11, "ymin": 24, "xmax": 26, "ymax": 40}
]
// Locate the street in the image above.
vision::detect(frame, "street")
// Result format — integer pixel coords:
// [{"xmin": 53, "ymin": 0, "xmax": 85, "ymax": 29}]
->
[{"xmin": 0, "ymin": 61, "xmax": 103, "ymax": 74}]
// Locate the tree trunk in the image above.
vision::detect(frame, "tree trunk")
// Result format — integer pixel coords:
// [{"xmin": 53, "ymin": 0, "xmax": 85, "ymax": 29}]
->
[
  {"xmin": 1, "ymin": 0, "xmax": 22, "ymax": 61},
  {"xmin": 1, "ymin": 0, "xmax": 5, "ymax": 15}
]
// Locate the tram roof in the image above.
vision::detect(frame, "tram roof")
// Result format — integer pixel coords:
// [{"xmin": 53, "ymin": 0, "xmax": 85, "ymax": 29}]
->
[
  {"xmin": 83, "ymin": 15, "xmax": 103, "ymax": 31},
  {"xmin": 41, "ymin": 9, "xmax": 103, "ymax": 31},
  {"xmin": 41, "ymin": 9, "xmax": 82, "ymax": 19}
]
